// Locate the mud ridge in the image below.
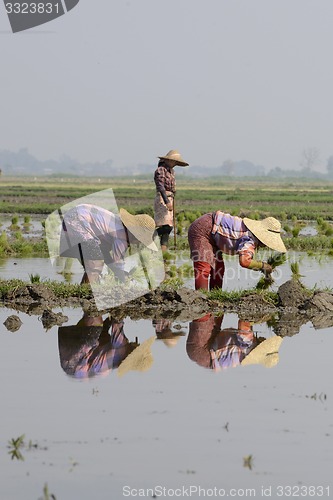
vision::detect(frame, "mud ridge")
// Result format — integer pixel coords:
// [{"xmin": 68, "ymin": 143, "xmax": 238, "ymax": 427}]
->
[{"xmin": 2, "ymin": 280, "xmax": 333, "ymax": 335}]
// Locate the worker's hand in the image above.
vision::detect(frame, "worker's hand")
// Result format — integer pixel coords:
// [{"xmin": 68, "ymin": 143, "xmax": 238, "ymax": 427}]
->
[
  {"xmin": 261, "ymin": 262, "xmax": 273, "ymax": 275},
  {"xmin": 166, "ymin": 201, "xmax": 173, "ymax": 211}
]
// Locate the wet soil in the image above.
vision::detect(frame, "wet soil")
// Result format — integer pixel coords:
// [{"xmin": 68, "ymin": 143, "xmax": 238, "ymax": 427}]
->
[{"xmin": 2, "ymin": 280, "xmax": 333, "ymax": 336}]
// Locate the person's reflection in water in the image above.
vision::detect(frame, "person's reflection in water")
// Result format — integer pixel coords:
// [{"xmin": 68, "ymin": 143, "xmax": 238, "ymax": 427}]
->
[
  {"xmin": 58, "ymin": 313, "xmax": 139, "ymax": 378},
  {"xmin": 187, "ymin": 314, "xmax": 262, "ymax": 371},
  {"xmin": 152, "ymin": 318, "xmax": 186, "ymax": 348}
]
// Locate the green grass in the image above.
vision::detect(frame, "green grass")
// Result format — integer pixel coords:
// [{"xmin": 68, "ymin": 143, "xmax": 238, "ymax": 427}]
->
[
  {"xmin": 1, "ymin": 176, "xmax": 333, "ymax": 220},
  {"xmin": 0, "ymin": 279, "xmax": 92, "ymax": 300},
  {"xmin": 1, "ymin": 176, "xmax": 333, "ymax": 256},
  {"xmin": 206, "ymin": 287, "xmax": 280, "ymax": 305}
]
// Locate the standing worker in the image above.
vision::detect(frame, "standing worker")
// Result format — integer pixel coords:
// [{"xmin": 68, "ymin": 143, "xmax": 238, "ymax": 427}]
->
[
  {"xmin": 188, "ymin": 211, "xmax": 286, "ymax": 290},
  {"xmin": 154, "ymin": 149, "xmax": 189, "ymax": 252}
]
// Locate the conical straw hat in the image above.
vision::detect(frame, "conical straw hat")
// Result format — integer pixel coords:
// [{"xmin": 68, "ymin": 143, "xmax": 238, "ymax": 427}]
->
[
  {"xmin": 158, "ymin": 149, "xmax": 189, "ymax": 167},
  {"xmin": 118, "ymin": 336, "xmax": 156, "ymax": 376},
  {"xmin": 241, "ymin": 336, "xmax": 283, "ymax": 368},
  {"xmin": 243, "ymin": 217, "xmax": 287, "ymax": 253},
  {"xmin": 119, "ymin": 208, "xmax": 158, "ymax": 251}
]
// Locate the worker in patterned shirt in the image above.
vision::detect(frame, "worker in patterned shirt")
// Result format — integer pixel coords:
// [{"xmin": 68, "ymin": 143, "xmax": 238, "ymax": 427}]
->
[
  {"xmin": 154, "ymin": 150, "xmax": 189, "ymax": 251},
  {"xmin": 59, "ymin": 204, "xmax": 157, "ymax": 284},
  {"xmin": 188, "ymin": 211, "xmax": 286, "ymax": 290},
  {"xmin": 58, "ymin": 313, "xmax": 139, "ymax": 379},
  {"xmin": 186, "ymin": 314, "xmax": 258, "ymax": 371}
]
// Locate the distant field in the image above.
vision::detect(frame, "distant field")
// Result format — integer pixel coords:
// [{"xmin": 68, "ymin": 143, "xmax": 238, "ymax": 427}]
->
[{"xmin": 1, "ymin": 175, "xmax": 333, "ymax": 220}]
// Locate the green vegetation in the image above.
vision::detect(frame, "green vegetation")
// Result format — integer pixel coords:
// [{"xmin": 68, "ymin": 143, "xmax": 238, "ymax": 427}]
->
[
  {"xmin": 7, "ymin": 435, "xmax": 25, "ymax": 461},
  {"xmin": 9, "ymin": 215, "xmax": 20, "ymax": 231},
  {"xmin": 1, "ymin": 177, "xmax": 333, "ymax": 257},
  {"xmin": 206, "ymin": 287, "xmax": 280, "ymax": 306},
  {"xmin": 243, "ymin": 454, "xmax": 254, "ymax": 470},
  {"xmin": 0, "ymin": 279, "xmax": 92, "ymax": 300},
  {"xmin": 290, "ymin": 261, "xmax": 302, "ymax": 279},
  {"xmin": 40, "ymin": 483, "xmax": 57, "ymax": 500},
  {"xmin": 29, "ymin": 273, "xmax": 41, "ymax": 283},
  {"xmin": 1, "ymin": 176, "xmax": 333, "ymax": 220},
  {"xmin": 0, "ymin": 232, "xmax": 48, "ymax": 257},
  {"xmin": 256, "ymin": 253, "xmax": 287, "ymax": 290}
]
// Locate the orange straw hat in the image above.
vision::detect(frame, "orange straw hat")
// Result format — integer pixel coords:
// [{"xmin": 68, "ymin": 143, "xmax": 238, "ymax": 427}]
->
[
  {"xmin": 119, "ymin": 208, "xmax": 158, "ymax": 251},
  {"xmin": 243, "ymin": 216, "xmax": 287, "ymax": 253},
  {"xmin": 158, "ymin": 149, "xmax": 189, "ymax": 167}
]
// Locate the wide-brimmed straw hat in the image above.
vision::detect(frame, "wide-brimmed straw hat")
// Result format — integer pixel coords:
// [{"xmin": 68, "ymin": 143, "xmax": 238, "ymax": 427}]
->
[
  {"xmin": 243, "ymin": 216, "xmax": 287, "ymax": 253},
  {"xmin": 241, "ymin": 336, "xmax": 283, "ymax": 368},
  {"xmin": 119, "ymin": 208, "xmax": 158, "ymax": 251},
  {"xmin": 158, "ymin": 149, "xmax": 189, "ymax": 167},
  {"xmin": 117, "ymin": 336, "xmax": 156, "ymax": 376}
]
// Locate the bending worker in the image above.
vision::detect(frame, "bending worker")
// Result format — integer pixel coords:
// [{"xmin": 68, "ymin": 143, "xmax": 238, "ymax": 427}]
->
[
  {"xmin": 154, "ymin": 149, "xmax": 189, "ymax": 251},
  {"xmin": 59, "ymin": 204, "xmax": 157, "ymax": 284},
  {"xmin": 188, "ymin": 211, "xmax": 286, "ymax": 290}
]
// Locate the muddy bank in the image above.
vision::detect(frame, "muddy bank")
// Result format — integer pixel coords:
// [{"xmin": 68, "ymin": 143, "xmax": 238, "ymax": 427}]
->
[{"xmin": 2, "ymin": 280, "xmax": 333, "ymax": 335}]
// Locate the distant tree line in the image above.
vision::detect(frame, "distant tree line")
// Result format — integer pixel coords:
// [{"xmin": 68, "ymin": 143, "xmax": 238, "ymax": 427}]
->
[{"xmin": 1, "ymin": 147, "xmax": 333, "ymax": 179}]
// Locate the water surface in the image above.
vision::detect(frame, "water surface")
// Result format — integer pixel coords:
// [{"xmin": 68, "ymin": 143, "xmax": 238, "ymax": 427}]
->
[{"xmin": 0, "ymin": 307, "xmax": 332, "ymax": 499}]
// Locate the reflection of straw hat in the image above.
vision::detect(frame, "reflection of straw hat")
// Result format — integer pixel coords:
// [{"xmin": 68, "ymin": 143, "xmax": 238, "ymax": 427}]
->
[
  {"xmin": 119, "ymin": 208, "xmax": 158, "ymax": 251},
  {"xmin": 118, "ymin": 336, "xmax": 156, "ymax": 376},
  {"xmin": 159, "ymin": 337, "xmax": 181, "ymax": 348},
  {"xmin": 243, "ymin": 217, "xmax": 286, "ymax": 253},
  {"xmin": 158, "ymin": 150, "xmax": 189, "ymax": 167},
  {"xmin": 241, "ymin": 336, "xmax": 283, "ymax": 368},
  {"xmin": 156, "ymin": 329, "xmax": 185, "ymax": 348}
]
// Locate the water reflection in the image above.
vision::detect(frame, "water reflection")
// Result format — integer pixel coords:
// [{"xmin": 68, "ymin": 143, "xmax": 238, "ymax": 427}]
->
[
  {"xmin": 152, "ymin": 318, "xmax": 186, "ymax": 348},
  {"xmin": 58, "ymin": 313, "xmax": 139, "ymax": 378},
  {"xmin": 56, "ymin": 311, "xmax": 285, "ymax": 378},
  {"xmin": 187, "ymin": 314, "xmax": 283, "ymax": 371}
]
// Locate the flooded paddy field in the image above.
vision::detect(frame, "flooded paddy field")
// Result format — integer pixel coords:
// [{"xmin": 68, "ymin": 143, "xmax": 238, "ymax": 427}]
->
[
  {"xmin": 1, "ymin": 250, "xmax": 333, "ymax": 291},
  {"xmin": 1, "ymin": 251, "xmax": 333, "ymax": 499},
  {"xmin": 1, "ymin": 305, "xmax": 333, "ymax": 500},
  {"xmin": 1, "ymin": 206, "xmax": 333, "ymax": 499}
]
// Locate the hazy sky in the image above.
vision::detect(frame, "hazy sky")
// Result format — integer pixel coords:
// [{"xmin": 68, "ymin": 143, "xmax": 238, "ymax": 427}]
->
[{"xmin": 1, "ymin": 0, "xmax": 333, "ymax": 171}]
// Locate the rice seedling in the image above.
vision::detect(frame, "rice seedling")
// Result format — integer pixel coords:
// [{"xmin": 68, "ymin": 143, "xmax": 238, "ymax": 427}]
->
[
  {"xmin": 7, "ymin": 435, "xmax": 25, "ymax": 461},
  {"xmin": 39, "ymin": 483, "xmax": 56, "ymax": 500},
  {"xmin": 9, "ymin": 215, "xmax": 20, "ymax": 231},
  {"xmin": 29, "ymin": 273, "xmax": 41, "ymax": 283},
  {"xmin": 256, "ymin": 253, "xmax": 287, "ymax": 290},
  {"xmin": 159, "ymin": 277, "xmax": 184, "ymax": 290},
  {"xmin": 292, "ymin": 226, "xmax": 301, "ymax": 237},
  {"xmin": 243, "ymin": 454, "xmax": 254, "ymax": 470},
  {"xmin": 58, "ymin": 258, "xmax": 74, "ymax": 279},
  {"xmin": 0, "ymin": 230, "xmax": 11, "ymax": 251},
  {"xmin": 162, "ymin": 250, "xmax": 176, "ymax": 263},
  {"xmin": 290, "ymin": 261, "xmax": 302, "ymax": 279}
]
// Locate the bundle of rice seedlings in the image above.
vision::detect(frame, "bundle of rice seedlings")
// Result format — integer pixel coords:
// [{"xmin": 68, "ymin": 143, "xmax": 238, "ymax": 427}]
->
[
  {"xmin": 256, "ymin": 253, "xmax": 287, "ymax": 290},
  {"xmin": 290, "ymin": 261, "xmax": 302, "ymax": 280}
]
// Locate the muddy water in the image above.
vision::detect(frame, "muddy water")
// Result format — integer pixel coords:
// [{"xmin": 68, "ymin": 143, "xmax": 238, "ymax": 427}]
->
[
  {"xmin": 0, "ymin": 307, "xmax": 332, "ymax": 500},
  {"xmin": 1, "ymin": 251, "xmax": 332, "ymax": 293},
  {"xmin": 1, "ymin": 247, "xmax": 333, "ymax": 499}
]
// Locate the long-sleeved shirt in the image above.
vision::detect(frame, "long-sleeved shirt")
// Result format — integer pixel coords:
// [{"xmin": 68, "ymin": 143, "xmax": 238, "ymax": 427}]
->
[
  {"xmin": 188, "ymin": 211, "xmax": 263, "ymax": 269},
  {"xmin": 60, "ymin": 204, "xmax": 128, "ymax": 277},
  {"xmin": 212, "ymin": 211, "xmax": 258, "ymax": 262},
  {"xmin": 154, "ymin": 163, "xmax": 175, "ymax": 204}
]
